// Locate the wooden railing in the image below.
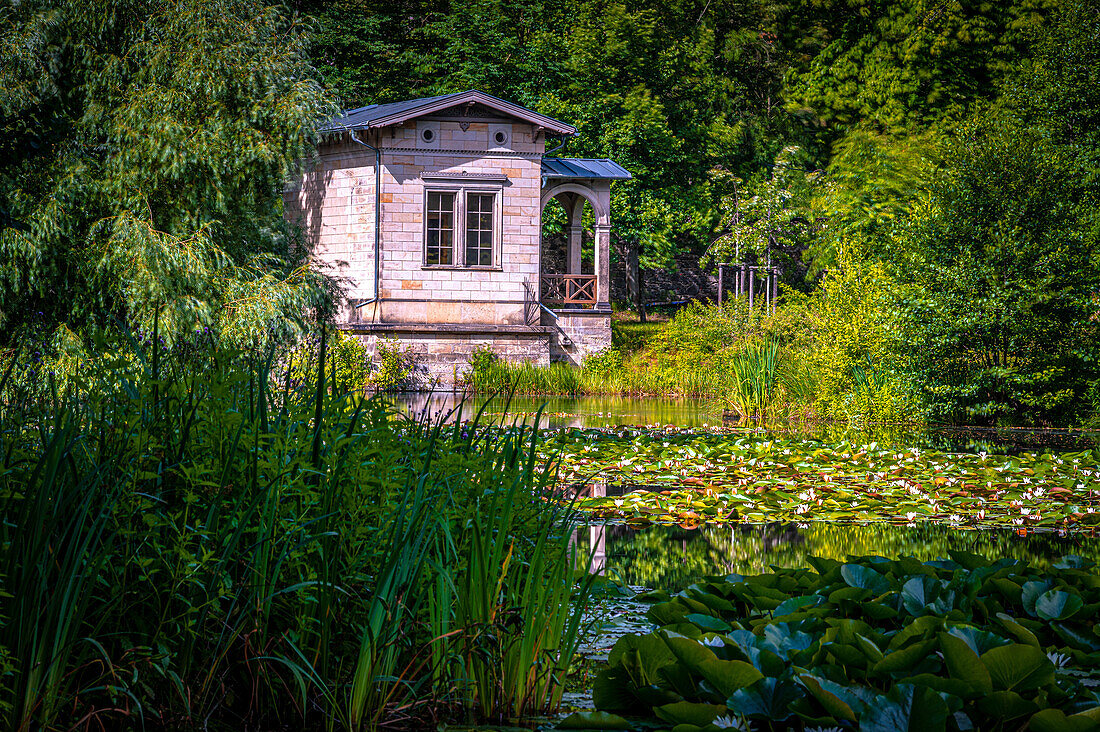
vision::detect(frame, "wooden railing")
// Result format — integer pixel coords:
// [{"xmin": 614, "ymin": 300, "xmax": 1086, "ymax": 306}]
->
[{"xmin": 540, "ymin": 274, "xmax": 597, "ymax": 306}]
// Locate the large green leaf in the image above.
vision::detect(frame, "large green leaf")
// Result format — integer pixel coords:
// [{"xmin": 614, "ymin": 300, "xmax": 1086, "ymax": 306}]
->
[
  {"xmin": 697, "ymin": 658, "xmax": 763, "ymax": 698},
  {"xmin": 799, "ymin": 674, "xmax": 860, "ymax": 722},
  {"xmin": 858, "ymin": 684, "xmax": 950, "ymax": 732},
  {"xmin": 685, "ymin": 613, "xmax": 732, "ymax": 633},
  {"xmin": 556, "ymin": 711, "xmax": 633, "ymax": 730},
  {"xmin": 727, "ymin": 676, "xmax": 801, "ymax": 721},
  {"xmin": 981, "ymin": 644, "xmax": 1055, "ymax": 692},
  {"xmin": 873, "ymin": 638, "xmax": 937, "ymax": 674},
  {"xmin": 660, "ymin": 632, "xmax": 718, "ymax": 672},
  {"xmin": 841, "ymin": 564, "xmax": 891, "ymax": 594},
  {"xmin": 939, "ymin": 632, "xmax": 992, "ymax": 694},
  {"xmin": 974, "ymin": 690, "xmax": 1039, "ymax": 721},
  {"xmin": 1028, "ymin": 709, "xmax": 1100, "ymax": 732},
  {"xmin": 1034, "ymin": 590, "xmax": 1084, "ymax": 621},
  {"xmin": 654, "ymin": 701, "xmax": 726, "ymax": 726}
]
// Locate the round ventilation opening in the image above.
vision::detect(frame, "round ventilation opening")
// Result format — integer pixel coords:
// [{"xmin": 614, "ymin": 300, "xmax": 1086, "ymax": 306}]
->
[
  {"xmin": 494, "ymin": 130, "xmax": 508, "ymax": 146},
  {"xmin": 421, "ymin": 128, "xmax": 435, "ymax": 142}
]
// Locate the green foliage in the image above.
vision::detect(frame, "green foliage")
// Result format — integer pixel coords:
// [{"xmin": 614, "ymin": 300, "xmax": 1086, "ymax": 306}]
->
[
  {"xmin": 724, "ymin": 339, "xmax": 779, "ymax": 422},
  {"xmin": 583, "ymin": 348, "xmax": 625, "ymax": 379},
  {"xmin": 891, "ymin": 116, "xmax": 1100, "ymax": 424},
  {"xmin": 548, "ymin": 426, "xmax": 1100, "ymax": 529},
  {"xmin": 0, "ymin": 0, "xmax": 335, "ymax": 347},
  {"xmin": 595, "ymin": 553, "xmax": 1100, "ymax": 731},
  {"xmin": 288, "ymin": 328, "xmax": 371, "ymax": 394},
  {"xmin": 0, "ymin": 332, "xmax": 591, "ymax": 729},
  {"xmin": 368, "ymin": 337, "xmax": 417, "ymax": 390},
  {"xmin": 779, "ymin": 0, "xmax": 1059, "ymax": 133},
  {"xmin": 709, "ymin": 146, "xmax": 819, "ymax": 282},
  {"xmin": 809, "ymin": 129, "xmax": 939, "ymax": 272}
]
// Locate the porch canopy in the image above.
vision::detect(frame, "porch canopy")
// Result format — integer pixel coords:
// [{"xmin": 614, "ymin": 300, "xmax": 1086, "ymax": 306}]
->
[{"xmin": 540, "ymin": 158, "xmax": 631, "ymax": 309}]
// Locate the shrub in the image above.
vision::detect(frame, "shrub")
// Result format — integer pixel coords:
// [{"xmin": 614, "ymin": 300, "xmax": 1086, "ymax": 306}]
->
[
  {"xmin": 582, "ymin": 347, "xmax": 624, "ymax": 378},
  {"xmin": 368, "ymin": 337, "xmax": 416, "ymax": 390}
]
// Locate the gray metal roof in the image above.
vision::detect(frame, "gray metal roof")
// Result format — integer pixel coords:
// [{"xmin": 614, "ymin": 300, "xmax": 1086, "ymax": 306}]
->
[
  {"xmin": 541, "ymin": 158, "xmax": 632, "ymax": 180},
  {"xmin": 323, "ymin": 90, "xmax": 576, "ymax": 135}
]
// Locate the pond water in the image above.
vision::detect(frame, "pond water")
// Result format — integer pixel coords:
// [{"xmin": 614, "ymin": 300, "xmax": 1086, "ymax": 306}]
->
[
  {"xmin": 391, "ymin": 391, "xmax": 718, "ymax": 429},
  {"xmin": 577, "ymin": 521, "xmax": 1100, "ymax": 592},
  {"xmin": 388, "ymin": 392, "xmax": 1100, "ymax": 453}
]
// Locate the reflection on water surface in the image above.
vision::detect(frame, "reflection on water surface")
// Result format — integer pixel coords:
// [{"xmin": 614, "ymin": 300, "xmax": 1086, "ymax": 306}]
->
[
  {"xmin": 579, "ymin": 521, "xmax": 1100, "ymax": 592},
  {"xmin": 388, "ymin": 393, "xmax": 1099, "ymax": 453}
]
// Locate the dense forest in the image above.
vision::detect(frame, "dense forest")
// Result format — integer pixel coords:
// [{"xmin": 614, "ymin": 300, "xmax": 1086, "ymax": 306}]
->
[{"xmin": 2, "ymin": 0, "xmax": 1099, "ymax": 423}]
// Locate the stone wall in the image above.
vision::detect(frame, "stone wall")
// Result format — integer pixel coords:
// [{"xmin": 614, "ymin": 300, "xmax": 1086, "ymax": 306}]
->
[
  {"xmin": 363, "ymin": 115, "xmax": 544, "ymax": 326},
  {"xmin": 348, "ymin": 324, "xmax": 551, "ymax": 387},
  {"xmin": 544, "ymin": 310, "xmax": 612, "ymax": 366},
  {"xmin": 284, "ymin": 139, "xmax": 377, "ymax": 320},
  {"xmin": 610, "ymin": 250, "xmax": 718, "ymax": 306}
]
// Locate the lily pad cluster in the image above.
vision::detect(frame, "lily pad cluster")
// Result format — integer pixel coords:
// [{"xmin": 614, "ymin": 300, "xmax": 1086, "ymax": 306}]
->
[
  {"xmin": 543, "ymin": 428, "xmax": 1100, "ymax": 529},
  {"xmin": 584, "ymin": 553, "xmax": 1100, "ymax": 731}
]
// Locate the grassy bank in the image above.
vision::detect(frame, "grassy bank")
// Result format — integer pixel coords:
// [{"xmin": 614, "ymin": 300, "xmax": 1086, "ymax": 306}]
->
[
  {"xmin": 0, "ymin": 331, "xmax": 592, "ymax": 730},
  {"xmin": 467, "ymin": 298, "xmax": 918, "ymax": 425}
]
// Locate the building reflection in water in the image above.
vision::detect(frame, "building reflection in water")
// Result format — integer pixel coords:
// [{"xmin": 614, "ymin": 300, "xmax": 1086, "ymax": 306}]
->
[{"xmin": 575, "ymin": 518, "xmax": 1100, "ymax": 591}]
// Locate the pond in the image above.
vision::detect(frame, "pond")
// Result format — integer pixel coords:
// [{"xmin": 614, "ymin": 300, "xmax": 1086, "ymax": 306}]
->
[
  {"xmin": 389, "ymin": 392, "xmax": 1100, "ymax": 453},
  {"xmin": 391, "ymin": 391, "xmax": 718, "ymax": 429},
  {"xmin": 577, "ymin": 521, "xmax": 1100, "ymax": 592}
]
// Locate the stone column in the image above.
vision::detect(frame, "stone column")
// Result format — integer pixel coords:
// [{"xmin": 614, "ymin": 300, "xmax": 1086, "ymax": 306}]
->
[
  {"xmin": 568, "ymin": 225, "xmax": 583, "ymax": 274},
  {"xmin": 595, "ymin": 223, "xmax": 611, "ymax": 308}
]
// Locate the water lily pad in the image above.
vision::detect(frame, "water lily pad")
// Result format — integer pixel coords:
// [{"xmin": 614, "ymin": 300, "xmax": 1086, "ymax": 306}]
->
[
  {"xmin": 1034, "ymin": 589, "xmax": 1084, "ymax": 621},
  {"xmin": 556, "ymin": 711, "xmax": 632, "ymax": 730},
  {"xmin": 654, "ymin": 701, "xmax": 726, "ymax": 726}
]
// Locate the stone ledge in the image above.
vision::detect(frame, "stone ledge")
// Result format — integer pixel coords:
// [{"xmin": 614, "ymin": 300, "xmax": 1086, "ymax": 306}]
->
[
  {"xmin": 340, "ymin": 322, "xmax": 554, "ymax": 337},
  {"xmin": 550, "ymin": 307, "xmax": 612, "ymax": 316}
]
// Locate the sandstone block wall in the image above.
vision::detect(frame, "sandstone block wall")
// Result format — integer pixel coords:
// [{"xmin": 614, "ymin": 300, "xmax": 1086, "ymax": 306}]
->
[
  {"xmin": 546, "ymin": 310, "xmax": 612, "ymax": 367},
  {"xmin": 351, "ymin": 327, "xmax": 551, "ymax": 387}
]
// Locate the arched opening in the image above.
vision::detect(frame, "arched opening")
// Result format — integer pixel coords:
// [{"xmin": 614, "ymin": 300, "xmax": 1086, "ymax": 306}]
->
[{"xmin": 539, "ymin": 184, "xmax": 606, "ymax": 308}]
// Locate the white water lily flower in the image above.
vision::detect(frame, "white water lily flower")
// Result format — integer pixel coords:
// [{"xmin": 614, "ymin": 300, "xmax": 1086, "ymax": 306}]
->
[
  {"xmin": 703, "ymin": 636, "xmax": 725, "ymax": 647},
  {"xmin": 906, "ymin": 512, "xmax": 917, "ymax": 521},
  {"xmin": 712, "ymin": 715, "xmax": 744, "ymax": 730}
]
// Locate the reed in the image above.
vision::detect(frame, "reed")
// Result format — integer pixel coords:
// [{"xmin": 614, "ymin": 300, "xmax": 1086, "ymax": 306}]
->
[
  {"xmin": 0, "ymin": 327, "xmax": 592, "ymax": 731},
  {"xmin": 724, "ymin": 339, "xmax": 780, "ymax": 421}
]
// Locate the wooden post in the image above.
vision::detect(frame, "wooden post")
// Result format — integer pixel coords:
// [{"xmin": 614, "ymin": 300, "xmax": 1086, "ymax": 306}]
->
[
  {"xmin": 717, "ymin": 264, "xmax": 724, "ymax": 307},
  {"xmin": 748, "ymin": 266, "xmax": 755, "ymax": 309},
  {"xmin": 771, "ymin": 268, "xmax": 778, "ymax": 313}
]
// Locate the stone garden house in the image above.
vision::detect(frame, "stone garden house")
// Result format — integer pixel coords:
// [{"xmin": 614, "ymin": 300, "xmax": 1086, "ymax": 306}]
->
[{"xmin": 284, "ymin": 90, "xmax": 631, "ymax": 384}]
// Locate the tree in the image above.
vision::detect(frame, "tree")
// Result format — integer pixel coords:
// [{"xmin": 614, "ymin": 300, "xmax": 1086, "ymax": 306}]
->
[
  {"xmin": 888, "ymin": 0, "xmax": 1100, "ymax": 424},
  {"xmin": 709, "ymin": 146, "xmax": 820, "ymax": 285},
  {"xmin": 0, "ymin": 0, "xmax": 335, "ymax": 349},
  {"xmin": 891, "ymin": 117, "xmax": 1099, "ymax": 423},
  {"xmin": 777, "ymin": 0, "xmax": 1061, "ymax": 135}
]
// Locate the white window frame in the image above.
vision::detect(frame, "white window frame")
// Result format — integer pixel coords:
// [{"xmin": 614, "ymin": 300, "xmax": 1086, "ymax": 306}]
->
[{"xmin": 421, "ymin": 184, "xmax": 503, "ymax": 270}]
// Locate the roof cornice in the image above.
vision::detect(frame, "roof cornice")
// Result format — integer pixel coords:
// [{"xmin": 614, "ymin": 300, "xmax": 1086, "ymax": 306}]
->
[{"xmin": 331, "ymin": 90, "xmax": 577, "ymax": 136}]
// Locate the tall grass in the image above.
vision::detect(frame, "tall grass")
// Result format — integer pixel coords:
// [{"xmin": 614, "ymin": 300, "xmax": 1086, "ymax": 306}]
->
[
  {"xmin": 0, "ymin": 328, "xmax": 594, "ymax": 730},
  {"xmin": 465, "ymin": 358, "xmax": 735, "ymax": 398},
  {"xmin": 724, "ymin": 339, "xmax": 779, "ymax": 421}
]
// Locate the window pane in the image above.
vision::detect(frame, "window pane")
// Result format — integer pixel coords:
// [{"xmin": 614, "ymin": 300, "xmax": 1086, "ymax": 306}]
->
[
  {"xmin": 426, "ymin": 191, "xmax": 455, "ymax": 266},
  {"xmin": 465, "ymin": 192, "xmax": 494, "ymax": 267}
]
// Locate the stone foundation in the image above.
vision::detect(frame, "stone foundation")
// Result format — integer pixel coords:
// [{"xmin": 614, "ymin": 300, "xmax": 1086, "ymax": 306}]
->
[
  {"xmin": 343, "ymin": 311, "xmax": 612, "ymax": 385},
  {"xmin": 544, "ymin": 308, "xmax": 612, "ymax": 367},
  {"xmin": 345, "ymin": 323, "xmax": 551, "ymax": 387}
]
